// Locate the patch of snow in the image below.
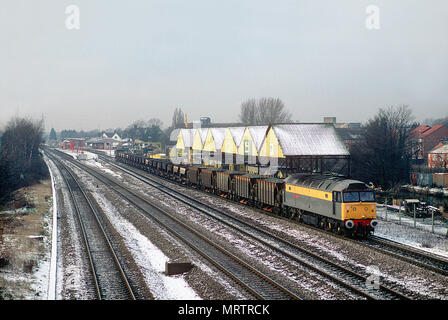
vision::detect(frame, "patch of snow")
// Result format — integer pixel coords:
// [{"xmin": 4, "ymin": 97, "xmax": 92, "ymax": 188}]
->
[
  {"xmin": 84, "ymin": 184, "xmax": 200, "ymax": 299},
  {"xmin": 85, "ymin": 159, "xmax": 122, "ymax": 179},
  {"xmin": 44, "ymin": 156, "xmax": 58, "ymax": 300},
  {"xmin": 58, "ymin": 149, "xmax": 98, "ymax": 161}
]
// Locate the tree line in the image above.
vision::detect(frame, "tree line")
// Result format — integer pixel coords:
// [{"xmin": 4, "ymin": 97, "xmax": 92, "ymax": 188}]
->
[{"xmin": 0, "ymin": 117, "xmax": 49, "ymax": 203}]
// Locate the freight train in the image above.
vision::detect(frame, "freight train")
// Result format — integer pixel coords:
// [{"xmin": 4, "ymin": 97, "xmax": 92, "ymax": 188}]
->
[{"xmin": 115, "ymin": 151, "xmax": 378, "ymax": 237}]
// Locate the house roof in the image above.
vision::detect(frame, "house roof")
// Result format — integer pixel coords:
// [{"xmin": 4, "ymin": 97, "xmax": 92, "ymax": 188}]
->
[
  {"xmin": 421, "ymin": 124, "xmax": 445, "ymax": 137},
  {"xmin": 409, "ymin": 125, "xmax": 431, "ymax": 136},
  {"xmin": 272, "ymin": 123, "xmax": 349, "ymax": 156},
  {"xmin": 429, "ymin": 142, "xmax": 448, "ymax": 154}
]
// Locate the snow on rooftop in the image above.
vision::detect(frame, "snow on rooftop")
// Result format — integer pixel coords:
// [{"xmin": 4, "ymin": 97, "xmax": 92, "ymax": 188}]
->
[
  {"xmin": 229, "ymin": 127, "xmax": 246, "ymax": 147},
  {"xmin": 180, "ymin": 129, "xmax": 195, "ymax": 148},
  {"xmin": 273, "ymin": 124, "xmax": 349, "ymax": 156},
  {"xmin": 210, "ymin": 128, "xmax": 226, "ymax": 150},
  {"xmin": 198, "ymin": 128, "xmax": 208, "ymax": 144},
  {"xmin": 248, "ymin": 126, "xmax": 269, "ymax": 151}
]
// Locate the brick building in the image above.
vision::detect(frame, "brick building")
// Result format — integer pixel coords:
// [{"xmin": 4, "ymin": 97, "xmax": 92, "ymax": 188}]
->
[
  {"xmin": 428, "ymin": 142, "xmax": 448, "ymax": 169},
  {"xmin": 408, "ymin": 124, "xmax": 448, "ymax": 164}
]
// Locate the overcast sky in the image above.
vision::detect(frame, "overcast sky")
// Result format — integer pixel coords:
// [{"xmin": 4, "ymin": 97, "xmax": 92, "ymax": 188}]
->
[{"xmin": 1, "ymin": 0, "xmax": 447, "ymax": 131}]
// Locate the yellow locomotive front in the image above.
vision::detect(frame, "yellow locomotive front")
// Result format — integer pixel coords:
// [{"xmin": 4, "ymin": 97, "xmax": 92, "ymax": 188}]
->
[{"xmin": 340, "ymin": 190, "xmax": 377, "ymax": 235}]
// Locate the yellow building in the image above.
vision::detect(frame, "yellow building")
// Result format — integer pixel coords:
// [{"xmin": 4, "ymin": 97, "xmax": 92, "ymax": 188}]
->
[
  {"xmin": 202, "ymin": 128, "xmax": 226, "ymax": 166},
  {"xmin": 259, "ymin": 123, "xmax": 349, "ymax": 175},
  {"xmin": 191, "ymin": 128, "xmax": 209, "ymax": 164},
  {"xmin": 174, "ymin": 128, "xmax": 195, "ymax": 164},
  {"xmin": 221, "ymin": 126, "xmax": 246, "ymax": 170},
  {"xmin": 237, "ymin": 126, "xmax": 269, "ymax": 157}
]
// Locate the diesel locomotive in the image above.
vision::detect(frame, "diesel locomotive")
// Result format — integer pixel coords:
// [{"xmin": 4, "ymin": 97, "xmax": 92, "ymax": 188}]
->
[{"xmin": 115, "ymin": 151, "xmax": 377, "ymax": 237}]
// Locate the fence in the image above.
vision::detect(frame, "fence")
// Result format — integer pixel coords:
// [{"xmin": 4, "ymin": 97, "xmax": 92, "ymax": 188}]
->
[{"xmin": 376, "ymin": 197, "xmax": 448, "ymax": 237}]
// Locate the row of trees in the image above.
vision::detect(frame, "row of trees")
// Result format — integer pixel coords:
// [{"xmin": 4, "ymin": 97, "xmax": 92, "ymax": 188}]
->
[
  {"xmin": 51, "ymin": 108, "xmax": 186, "ymax": 149},
  {"xmin": 0, "ymin": 117, "xmax": 49, "ymax": 202}
]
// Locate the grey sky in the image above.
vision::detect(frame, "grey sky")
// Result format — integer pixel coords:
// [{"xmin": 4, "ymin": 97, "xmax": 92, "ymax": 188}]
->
[{"xmin": 1, "ymin": 0, "xmax": 447, "ymax": 131}]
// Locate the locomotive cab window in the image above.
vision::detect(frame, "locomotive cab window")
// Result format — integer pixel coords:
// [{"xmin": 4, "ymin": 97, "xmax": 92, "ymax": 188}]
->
[
  {"xmin": 333, "ymin": 191, "xmax": 342, "ymax": 202},
  {"xmin": 343, "ymin": 192, "xmax": 360, "ymax": 202},
  {"xmin": 360, "ymin": 191, "xmax": 375, "ymax": 202}
]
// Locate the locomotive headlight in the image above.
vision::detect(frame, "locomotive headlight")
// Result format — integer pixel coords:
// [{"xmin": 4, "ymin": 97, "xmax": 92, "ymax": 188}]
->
[
  {"xmin": 370, "ymin": 220, "xmax": 378, "ymax": 228},
  {"xmin": 345, "ymin": 220, "xmax": 354, "ymax": 229}
]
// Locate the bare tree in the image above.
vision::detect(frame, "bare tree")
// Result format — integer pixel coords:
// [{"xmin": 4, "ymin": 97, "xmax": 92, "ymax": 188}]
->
[
  {"xmin": 350, "ymin": 105, "xmax": 414, "ymax": 189},
  {"xmin": 239, "ymin": 99, "xmax": 258, "ymax": 125},
  {"xmin": 171, "ymin": 108, "xmax": 185, "ymax": 129},
  {"xmin": 239, "ymin": 97, "xmax": 292, "ymax": 125},
  {"xmin": 0, "ymin": 117, "xmax": 48, "ymax": 201},
  {"xmin": 257, "ymin": 97, "xmax": 292, "ymax": 124}
]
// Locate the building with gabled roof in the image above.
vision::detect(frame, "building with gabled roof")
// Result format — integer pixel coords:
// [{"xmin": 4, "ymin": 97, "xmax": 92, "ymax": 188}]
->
[
  {"xmin": 192, "ymin": 127, "xmax": 209, "ymax": 151},
  {"xmin": 237, "ymin": 126, "xmax": 269, "ymax": 158},
  {"xmin": 259, "ymin": 123, "xmax": 350, "ymax": 176},
  {"xmin": 409, "ymin": 125, "xmax": 431, "ymax": 137},
  {"xmin": 174, "ymin": 128, "xmax": 195, "ymax": 163},
  {"xmin": 201, "ymin": 127, "xmax": 226, "ymax": 166},
  {"xmin": 222, "ymin": 127, "xmax": 245, "ymax": 155}
]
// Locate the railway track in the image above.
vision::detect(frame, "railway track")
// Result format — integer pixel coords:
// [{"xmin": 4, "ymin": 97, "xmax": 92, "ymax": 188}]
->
[
  {"xmin": 46, "ymin": 148, "xmax": 302, "ymax": 300},
  {"xmin": 363, "ymin": 236, "xmax": 448, "ymax": 277},
  {"xmin": 46, "ymin": 152, "xmax": 136, "ymax": 300},
  {"xmin": 92, "ymin": 151, "xmax": 413, "ymax": 300},
  {"xmin": 96, "ymin": 152, "xmax": 448, "ymax": 281}
]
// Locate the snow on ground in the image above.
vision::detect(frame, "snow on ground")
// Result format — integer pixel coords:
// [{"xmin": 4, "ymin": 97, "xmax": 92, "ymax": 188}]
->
[
  {"xmin": 84, "ymin": 158, "xmax": 122, "ymax": 179},
  {"xmin": 74, "ymin": 169, "xmax": 200, "ymax": 300},
  {"xmin": 92, "ymin": 191, "xmax": 200, "ymax": 299},
  {"xmin": 375, "ymin": 216, "xmax": 448, "ymax": 259},
  {"xmin": 46, "ymin": 157, "xmax": 94, "ymax": 299},
  {"xmin": 43, "ymin": 156, "xmax": 58, "ymax": 299},
  {"xmin": 58, "ymin": 149, "xmax": 98, "ymax": 161},
  {"xmin": 376, "ymin": 205, "xmax": 448, "ymax": 237}
]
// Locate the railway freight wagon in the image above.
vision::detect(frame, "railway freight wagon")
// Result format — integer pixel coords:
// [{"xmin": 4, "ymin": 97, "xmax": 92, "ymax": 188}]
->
[
  {"xmin": 169, "ymin": 162, "xmax": 188, "ymax": 183},
  {"xmin": 187, "ymin": 166, "xmax": 204, "ymax": 186},
  {"xmin": 199, "ymin": 167, "xmax": 224, "ymax": 192},
  {"xmin": 216, "ymin": 171, "xmax": 243, "ymax": 199},
  {"xmin": 255, "ymin": 178, "xmax": 284, "ymax": 213},
  {"xmin": 234, "ymin": 174, "xmax": 261, "ymax": 205}
]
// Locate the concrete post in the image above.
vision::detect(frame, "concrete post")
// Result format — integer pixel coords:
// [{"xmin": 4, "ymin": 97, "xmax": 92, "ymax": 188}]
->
[{"xmin": 414, "ymin": 203, "xmax": 416, "ymax": 228}]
